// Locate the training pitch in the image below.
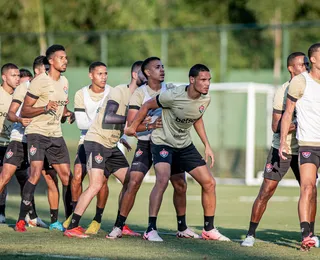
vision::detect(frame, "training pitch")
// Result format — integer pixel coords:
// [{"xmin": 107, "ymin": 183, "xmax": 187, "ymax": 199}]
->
[{"xmin": 0, "ymin": 181, "xmax": 319, "ymax": 259}]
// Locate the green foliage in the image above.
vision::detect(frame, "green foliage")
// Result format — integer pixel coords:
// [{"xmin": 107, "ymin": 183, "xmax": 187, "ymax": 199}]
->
[{"xmin": 0, "ymin": 0, "xmax": 320, "ymax": 71}]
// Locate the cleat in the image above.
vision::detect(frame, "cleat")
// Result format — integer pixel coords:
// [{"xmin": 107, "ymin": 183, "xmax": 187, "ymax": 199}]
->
[
  {"xmin": 63, "ymin": 214, "xmax": 72, "ymax": 229},
  {"xmin": 49, "ymin": 221, "xmax": 65, "ymax": 231},
  {"xmin": 0, "ymin": 214, "xmax": 5, "ymax": 224},
  {"xmin": 26, "ymin": 214, "xmax": 48, "ymax": 228},
  {"xmin": 106, "ymin": 227, "xmax": 122, "ymax": 239},
  {"xmin": 122, "ymin": 225, "xmax": 141, "ymax": 237},
  {"xmin": 300, "ymin": 235, "xmax": 316, "ymax": 251},
  {"xmin": 202, "ymin": 228, "xmax": 230, "ymax": 241},
  {"xmin": 241, "ymin": 235, "xmax": 255, "ymax": 247},
  {"xmin": 64, "ymin": 226, "xmax": 89, "ymax": 238},
  {"xmin": 85, "ymin": 220, "xmax": 101, "ymax": 234},
  {"xmin": 311, "ymin": 236, "xmax": 319, "ymax": 248},
  {"xmin": 176, "ymin": 227, "xmax": 201, "ymax": 239},
  {"xmin": 14, "ymin": 220, "xmax": 27, "ymax": 232},
  {"xmin": 143, "ymin": 230, "xmax": 163, "ymax": 242}
]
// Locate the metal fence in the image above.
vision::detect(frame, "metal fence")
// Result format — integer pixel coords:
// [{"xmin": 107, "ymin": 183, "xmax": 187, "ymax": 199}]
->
[{"xmin": 1, "ymin": 20, "xmax": 320, "ymax": 83}]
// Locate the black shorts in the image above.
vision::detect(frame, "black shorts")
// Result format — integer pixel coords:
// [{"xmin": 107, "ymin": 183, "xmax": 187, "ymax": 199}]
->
[
  {"xmin": 0, "ymin": 145, "xmax": 8, "ymax": 167},
  {"xmin": 27, "ymin": 134, "xmax": 70, "ymax": 165},
  {"xmin": 3, "ymin": 141, "xmax": 29, "ymax": 170},
  {"xmin": 74, "ymin": 144, "xmax": 86, "ymax": 166},
  {"xmin": 84, "ymin": 141, "xmax": 129, "ymax": 178},
  {"xmin": 263, "ymin": 147, "xmax": 300, "ymax": 182},
  {"xmin": 151, "ymin": 143, "xmax": 206, "ymax": 173},
  {"xmin": 130, "ymin": 140, "xmax": 153, "ymax": 175},
  {"xmin": 299, "ymin": 146, "xmax": 320, "ymax": 169}
]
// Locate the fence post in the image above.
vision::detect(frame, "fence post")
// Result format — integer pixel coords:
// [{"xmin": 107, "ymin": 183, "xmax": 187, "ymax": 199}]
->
[
  {"xmin": 219, "ymin": 29, "xmax": 228, "ymax": 82},
  {"xmin": 100, "ymin": 33, "xmax": 108, "ymax": 65},
  {"xmin": 161, "ymin": 30, "xmax": 168, "ymax": 67},
  {"xmin": 0, "ymin": 36, "xmax": 2, "ymax": 66},
  {"xmin": 282, "ymin": 28, "xmax": 290, "ymax": 81}
]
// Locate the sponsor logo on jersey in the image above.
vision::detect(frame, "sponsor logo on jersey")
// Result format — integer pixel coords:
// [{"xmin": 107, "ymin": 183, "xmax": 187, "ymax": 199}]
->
[
  {"xmin": 63, "ymin": 86, "xmax": 68, "ymax": 94},
  {"xmin": 265, "ymin": 163, "xmax": 273, "ymax": 173},
  {"xmin": 135, "ymin": 149, "xmax": 143, "ymax": 157},
  {"xmin": 29, "ymin": 145, "xmax": 37, "ymax": 156},
  {"xmin": 175, "ymin": 117, "xmax": 197, "ymax": 124},
  {"xmin": 159, "ymin": 148, "xmax": 169, "ymax": 158},
  {"xmin": 5, "ymin": 149, "xmax": 13, "ymax": 159},
  {"xmin": 199, "ymin": 105, "xmax": 205, "ymax": 113},
  {"xmin": 301, "ymin": 152, "xmax": 311, "ymax": 158},
  {"xmin": 95, "ymin": 153, "xmax": 103, "ymax": 164}
]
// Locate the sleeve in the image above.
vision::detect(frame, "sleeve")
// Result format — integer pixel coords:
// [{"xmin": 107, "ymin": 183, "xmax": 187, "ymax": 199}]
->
[
  {"xmin": 157, "ymin": 88, "xmax": 174, "ymax": 108},
  {"xmin": 287, "ymin": 74, "xmax": 306, "ymax": 102},
  {"xmin": 272, "ymin": 85, "xmax": 285, "ymax": 114},
  {"xmin": 74, "ymin": 89, "xmax": 85, "ymax": 112},
  {"xmin": 129, "ymin": 88, "xmax": 143, "ymax": 110},
  {"xmin": 12, "ymin": 83, "xmax": 27, "ymax": 104},
  {"xmin": 27, "ymin": 77, "xmax": 43, "ymax": 99},
  {"xmin": 108, "ymin": 88, "xmax": 121, "ymax": 104}
]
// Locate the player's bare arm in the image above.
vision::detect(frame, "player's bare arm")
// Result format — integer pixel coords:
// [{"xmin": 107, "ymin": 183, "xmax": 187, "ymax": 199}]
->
[
  {"xmin": 193, "ymin": 116, "xmax": 214, "ymax": 168},
  {"xmin": 271, "ymin": 112, "xmax": 296, "ymax": 134},
  {"xmin": 21, "ymin": 94, "xmax": 58, "ymax": 118},
  {"xmin": 278, "ymin": 98, "xmax": 296, "ymax": 160},
  {"xmin": 125, "ymin": 97, "xmax": 159, "ymax": 136},
  {"xmin": 127, "ymin": 108, "xmax": 162, "ymax": 133},
  {"xmin": 7, "ymin": 101, "xmax": 32, "ymax": 127}
]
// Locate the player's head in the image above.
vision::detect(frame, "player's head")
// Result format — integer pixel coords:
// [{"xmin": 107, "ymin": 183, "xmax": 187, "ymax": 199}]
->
[
  {"xmin": 141, "ymin": 57, "xmax": 164, "ymax": 82},
  {"xmin": 287, "ymin": 52, "xmax": 308, "ymax": 76},
  {"xmin": 1, "ymin": 63, "xmax": 20, "ymax": 89},
  {"xmin": 33, "ymin": 55, "xmax": 48, "ymax": 76},
  {"xmin": 46, "ymin": 44, "xmax": 68, "ymax": 73},
  {"xmin": 89, "ymin": 61, "xmax": 108, "ymax": 88},
  {"xmin": 131, "ymin": 60, "xmax": 146, "ymax": 86},
  {"xmin": 19, "ymin": 68, "xmax": 33, "ymax": 83},
  {"xmin": 189, "ymin": 64, "xmax": 211, "ymax": 95},
  {"xmin": 308, "ymin": 43, "xmax": 320, "ymax": 69}
]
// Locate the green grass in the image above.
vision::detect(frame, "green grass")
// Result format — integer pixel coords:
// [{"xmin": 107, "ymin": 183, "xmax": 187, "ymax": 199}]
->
[{"xmin": 1, "ymin": 183, "xmax": 319, "ymax": 259}]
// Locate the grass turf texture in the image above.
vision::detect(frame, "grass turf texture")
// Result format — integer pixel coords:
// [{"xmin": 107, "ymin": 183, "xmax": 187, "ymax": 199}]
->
[{"xmin": 0, "ymin": 182, "xmax": 319, "ymax": 259}]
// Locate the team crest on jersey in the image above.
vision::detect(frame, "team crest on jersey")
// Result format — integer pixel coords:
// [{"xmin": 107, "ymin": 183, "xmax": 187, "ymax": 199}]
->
[
  {"xmin": 301, "ymin": 152, "xmax": 311, "ymax": 158},
  {"xmin": 29, "ymin": 145, "xmax": 37, "ymax": 156},
  {"xmin": 5, "ymin": 149, "xmax": 13, "ymax": 159},
  {"xmin": 94, "ymin": 153, "xmax": 103, "ymax": 164},
  {"xmin": 199, "ymin": 105, "xmax": 205, "ymax": 114},
  {"xmin": 135, "ymin": 149, "xmax": 143, "ymax": 157},
  {"xmin": 63, "ymin": 86, "xmax": 68, "ymax": 94},
  {"xmin": 265, "ymin": 163, "xmax": 273, "ymax": 173},
  {"xmin": 159, "ymin": 148, "xmax": 169, "ymax": 158}
]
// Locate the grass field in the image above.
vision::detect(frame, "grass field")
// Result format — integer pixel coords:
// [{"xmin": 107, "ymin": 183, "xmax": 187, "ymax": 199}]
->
[{"xmin": 1, "ymin": 182, "xmax": 319, "ymax": 259}]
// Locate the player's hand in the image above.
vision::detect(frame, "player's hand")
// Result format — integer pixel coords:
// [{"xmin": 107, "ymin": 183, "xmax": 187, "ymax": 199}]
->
[
  {"xmin": 278, "ymin": 142, "xmax": 288, "ymax": 160},
  {"xmin": 45, "ymin": 100, "xmax": 58, "ymax": 114},
  {"xmin": 120, "ymin": 138, "xmax": 132, "ymax": 151},
  {"xmin": 205, "ymin": 145, "xmax": 215, "ymax": 168},
  {"xmin": 151, "ymin": 117, "xmax": 162, "ymax": 129},
  {"xmin": 19, "ymin": 117, "xmax": 32, "ymax": 127},
  {"xmin": 142, "ymin": 116, "xmax": 152, "ymax": 124},
  {"xmin": 124, "ymin": 121, "xmax": 136, "ymax": 137},
  {"xmin": 64, "ymin": 111, "xmax": 75, "ymax": 124}
]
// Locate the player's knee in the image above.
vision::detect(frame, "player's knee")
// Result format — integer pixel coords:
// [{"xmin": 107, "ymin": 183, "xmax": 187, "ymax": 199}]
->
[
  {"xmin": 155, "ymin": 176, "xmax": 170, "ymax": 189},
  {"xmin": 172, "ymin": 180, "xmax": 187, "ymax": 194},
  {"xmin": 202, "ymin": 177, "xmax": 216, "ymax": 192},
  {"xmin": 301, "ymin": 183, "xmax": 315, "ymax": 197},
  {"xmin": 88, "ymin": 182, "xmax": 103, "ymax": 194},
  {"xmin": 60, "ymin": 174, "xmax": 70, "ymax": 186},
  {"xmin": 128, "ymin": 177, "xmax": 142, "ymax": 193}
]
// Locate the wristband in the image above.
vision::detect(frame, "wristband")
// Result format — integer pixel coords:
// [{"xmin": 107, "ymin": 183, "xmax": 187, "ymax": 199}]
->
[
  {"xmin": 44, "ymin": 105, "xmax": 48, "ymax": 113},
  {"xmin": 145, "ymin": 123, "xmax": 149, "ymax": 131}
]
